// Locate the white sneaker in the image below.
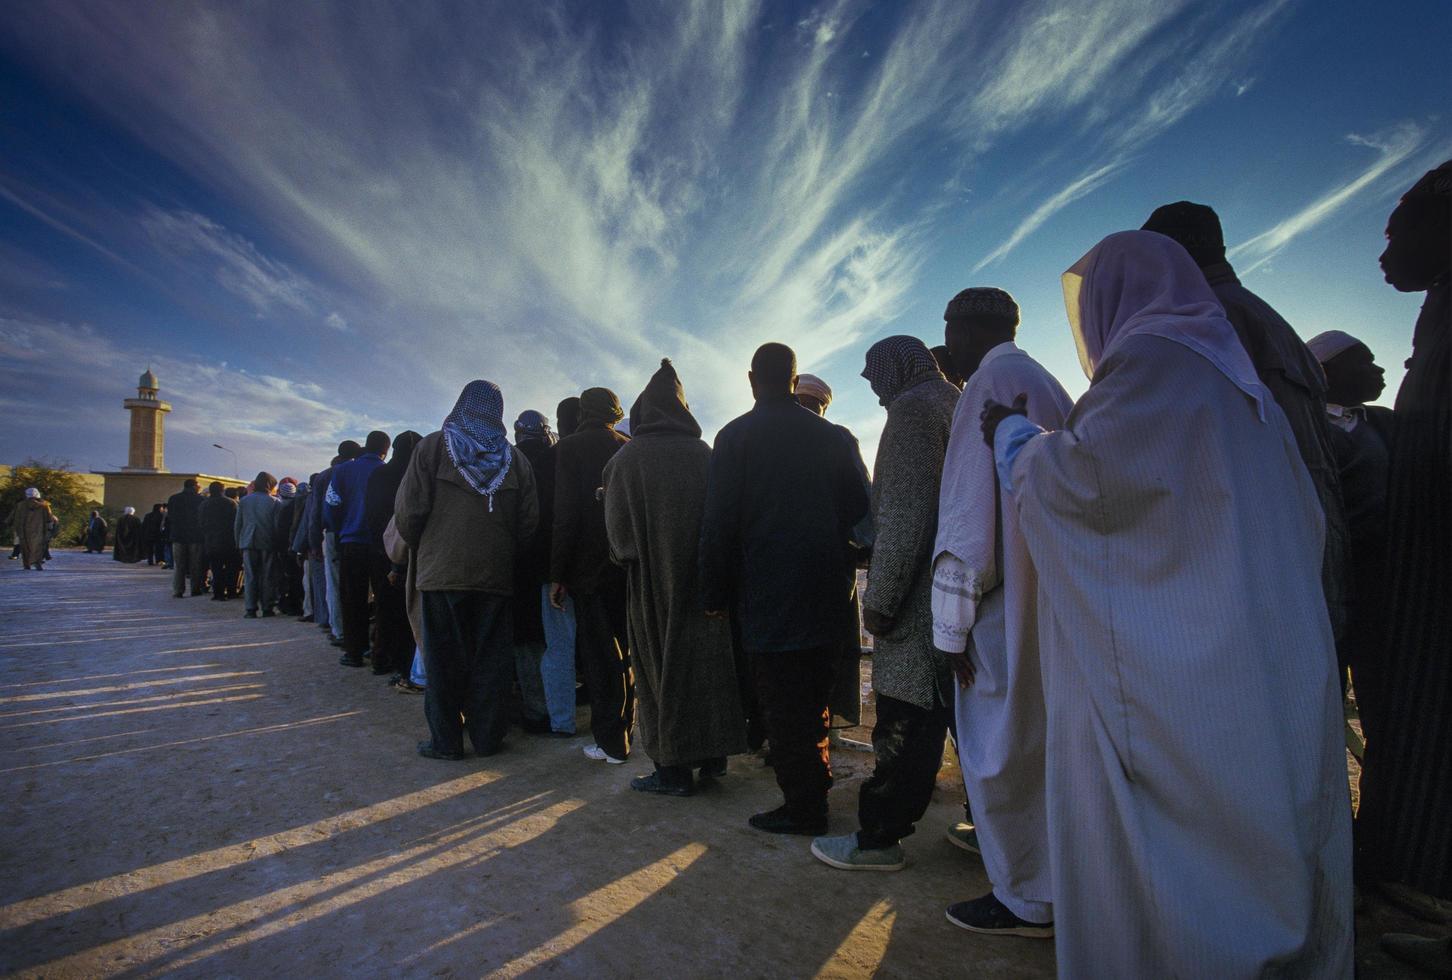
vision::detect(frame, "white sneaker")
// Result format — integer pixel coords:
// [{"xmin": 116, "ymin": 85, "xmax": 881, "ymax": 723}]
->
[{"xmin": 583, "ymin": 744, "xmax": 627, "ymax": 765}]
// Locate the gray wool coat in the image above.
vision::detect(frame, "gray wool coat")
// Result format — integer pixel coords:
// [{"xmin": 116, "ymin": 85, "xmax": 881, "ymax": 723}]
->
[{"xmin": 863, "ymin": 377, "xmax": 961, "ymax": 709}]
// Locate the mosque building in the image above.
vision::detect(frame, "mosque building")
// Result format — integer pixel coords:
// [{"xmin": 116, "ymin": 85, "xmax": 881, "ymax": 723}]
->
[{"xmin": 94, "ymin": 368, "xmax": 246, "ymax": 513}]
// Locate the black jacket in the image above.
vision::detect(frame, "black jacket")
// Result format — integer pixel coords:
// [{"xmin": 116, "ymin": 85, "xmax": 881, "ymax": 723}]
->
[
  {"xmin": 699, "ymin": 393, "xmax": 870, "ymax": 653},
  {"xmin": 166, "ymin": 487, "xmax": 205, "ymax": 545},
  {"xmin": 549, "ymin": 424, "xmax": 629, "ymax": 594},
  {"xmin": 200, "ymin": 494, "xmax": 238, "ymax": 553}
]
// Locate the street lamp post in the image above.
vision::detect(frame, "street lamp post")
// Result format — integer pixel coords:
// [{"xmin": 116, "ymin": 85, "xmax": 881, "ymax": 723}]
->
[{"xmin": 212, "ymin": 443, "xmax": 239, "ymax": 479}]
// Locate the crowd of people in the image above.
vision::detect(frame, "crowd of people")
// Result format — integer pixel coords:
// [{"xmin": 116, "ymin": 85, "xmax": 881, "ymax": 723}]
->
[{"xmin": 20, "ymin": 164, "xmax": 1448, "ymax": 976}]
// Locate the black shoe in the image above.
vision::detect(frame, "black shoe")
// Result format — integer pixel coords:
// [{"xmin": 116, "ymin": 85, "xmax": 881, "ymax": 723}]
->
[
  {"xmin": 371, "ymin": 665, "xmax": 393, "ymax": 676},
  {"xmin": 944, "ymin": 893, "xmax": 1054, "ymax": 939},
  {"xmin": 519, "ymin": 716, "xmax": 553, "ymax": 735},
  {"xmin": 394, "ymin": 679, "xmax": 426, "ymax": 694},
  {"xmin": 748, "ymin": 805, "xmax": 827, "ymax": 836},
  {"xmin": 417, "ymin": 740, "xmax": 466, "ymax": 761},
  {"xmin": 339, "ymin": 654, "xmax": 364, "ymax": 667},
  {"xmin": 632, "ymin": 770, "xmax": 695, "ymax": 797},
  {"xmin": 298, "ymin": 615, "xmax": 314, "ymax": 623},
  {"xmin": 211, "ymin": 594, "xmax": 225, "ymax": 602},
  {"xmin": 698, "ymin": 757, "xmax": 728, "ymax": 780},
  {"xmin": 329, "ymin": 637, "xmax": 346, "ymax": 647},
  {"xmin": 243, "ymin": 611, "xmax": 258, "ymax": 619}
]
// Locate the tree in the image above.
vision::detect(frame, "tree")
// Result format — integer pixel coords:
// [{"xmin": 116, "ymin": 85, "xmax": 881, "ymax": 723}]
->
[{"xmin": 0, "ymin": 459, "xmax": 103, "ymax": 548}]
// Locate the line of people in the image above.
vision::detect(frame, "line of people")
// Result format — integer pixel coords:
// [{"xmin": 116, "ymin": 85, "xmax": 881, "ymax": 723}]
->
[{"xmin": 134, "ymin": 165, "xmax": 1446, "ymax": 977}]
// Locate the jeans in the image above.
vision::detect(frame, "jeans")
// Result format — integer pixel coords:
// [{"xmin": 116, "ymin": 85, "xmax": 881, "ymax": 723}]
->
[
  {"xmin": 539, "ymin": 586, "xmax": 578, "ymax": 733},
  {"xmin": 410, "ymin": 647, "xmax": 427, "ymax": 687},
  {"xmin": 301, "ymin": 557, "xmax": 313, "ymax": 616},
  {"xmin": 574, "ymin": 584, "xmax": 633, "ymax": 760},
  {"xmin": 307, "ymin": 556, "xmax": 330, "ymax": 629},
  {"xmin": 856, "ymin": 694, "xmax": 951, "ymax": 849},
  {"xmin": 171, "ymin": 542, "xmax": 205, "ymax": 597},
  {"xmin": 242, "ymin": 548, "xmax": 276, "ymax": 613},
  {"xmin": 323, "ymin": 531, "xmax": 344, "ymax": 640},
  {"xmin": 421, "ymin": 591, "xmax": 514, "ymax": 756},
  {"xmin": 753, "ymin": 646, "xmax": 836, "ymax": 820}
]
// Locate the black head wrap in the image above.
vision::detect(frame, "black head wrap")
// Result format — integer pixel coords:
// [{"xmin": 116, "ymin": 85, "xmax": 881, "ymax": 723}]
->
[
  {"xmin": 1141, "ymin": 201, "xmax": 1226, "ymax": 268},
  {"xmin": 628, "ymin": 359, "xmax": 702, "ymax": 439},
  {"xmin": 556, "ymin": 397, "xmax": 582, "ymax": 438},
  {"xmin": 578, "ymin": 387, "xmax": 624, "ymax": 429}
]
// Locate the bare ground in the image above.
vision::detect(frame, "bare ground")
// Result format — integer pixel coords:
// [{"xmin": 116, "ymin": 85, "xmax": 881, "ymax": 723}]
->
[{"xmin": 0, "ymin": 553, "xmax": 1053, "ymax": 979}]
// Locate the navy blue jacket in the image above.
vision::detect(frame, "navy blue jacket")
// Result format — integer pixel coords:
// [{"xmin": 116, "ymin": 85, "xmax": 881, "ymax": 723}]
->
[{"xmin": 325, "ymin": 452, "xmax": 385, "ymax": 545}]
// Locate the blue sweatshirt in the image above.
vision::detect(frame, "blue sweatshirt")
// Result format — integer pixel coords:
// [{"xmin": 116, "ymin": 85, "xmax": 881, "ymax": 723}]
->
[{"xmin": 324, "ymin": 452, "xmax": 384, "ymax": 545}]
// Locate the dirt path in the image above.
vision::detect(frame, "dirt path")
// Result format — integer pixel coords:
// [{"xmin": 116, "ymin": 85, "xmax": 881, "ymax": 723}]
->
[{"xmin": 0, "ymin": 553, "xmax": 1053, "ymax": 979}]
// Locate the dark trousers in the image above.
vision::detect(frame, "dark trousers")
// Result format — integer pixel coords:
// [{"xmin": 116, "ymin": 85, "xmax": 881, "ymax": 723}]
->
[
  {"xmin": 208, "ymin": 550, "xmax": 230, "ymax": 598},
  {"xmin": 421, "ymin": 591, "xmax": 514, "ymax": 756},
  {"xmin": 242, "ymin": 548, "xmax": 276, "ymax": 612},
  {"xmin": 370, "ymin": 550, "xmax": 411, "ymax": 673},
  {"xmin": 277, "ymin": 553, "xmax": 304, "ymax": 614},
  {"xmin": 338, "ymin": 542, "xmax": 373, "ymax": 657},
  {"xmin": 574, "ymin": 585, "xmax": 634, "ymax": 760},
  {"xmin": 753, "ymin": 646, "xmax": 836, "ymax": 820},
  {"xmin": 171, "ymin": 542, "xmax": 205, "ymax": 596},
  {"xmin": 857, "ymin": 694, "xmax": 951, "ymax": 848}
]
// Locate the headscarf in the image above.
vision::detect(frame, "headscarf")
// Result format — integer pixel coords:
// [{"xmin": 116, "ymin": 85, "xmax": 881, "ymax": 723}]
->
[
  {"xmin": 1063, "ymin": 230, "xmax": 1265, "ymax": 419},
  {"xmin": 556, "ymin": 397, "xmax": 582, "ymax": 438},
  {"xmin": 123, "ymin": 506, "xmax": 136, "ymax": 516},
  {"xmin": 578, "ymin": 387, "xmax": 624, "ymax": 429},
  {"xmin": 629, "ymin": 359, "xmax": 702, "ymax": 439},
  {"xmin": 794, "ymin": 374, "xmax": 833, "ymax": 409},
  {"xmin": 514, "ymin": 410, "xmax": 557, "ymax": 447},
  {"xmin": 24, "ymin": 488, "xmax": 39, "ymax": 499},
  {"xmin": 442, "ymin": 381, "xmax": 513, "ymax": 507},
  {"xmin": 862, "ymin": 335, "xmax": 945, "ymax": 407},
  {"xmin": 1305, "ymin": 330, "xmax": 1363, "ymax": 365},
  {"xmin": 278, "ymin": 480, "xmax": 297, "ymax": 499},
  {"xmin": 1141, "ymin": 201, "xmax": 1226, "ymax": 268}
]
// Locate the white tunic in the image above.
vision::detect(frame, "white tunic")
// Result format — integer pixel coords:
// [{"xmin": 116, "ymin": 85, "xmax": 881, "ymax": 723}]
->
[
  {"xmin": 932, "ymin": 342, "xmax": 1072, "ymax": 922},
  {"xmin": 1004, "ymin": 335, "xmax": 1353, "ymax": 978}
]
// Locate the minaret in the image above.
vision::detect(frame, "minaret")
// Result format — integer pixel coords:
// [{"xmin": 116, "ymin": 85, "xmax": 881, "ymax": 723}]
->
[{"xmin": 123, "ymin": 367, "xmax": 171, "ymax": 472}]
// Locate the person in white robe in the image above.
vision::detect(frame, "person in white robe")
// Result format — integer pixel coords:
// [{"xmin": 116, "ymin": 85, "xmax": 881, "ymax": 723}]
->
[
  {"xmin": 984, "ymin": 230, "xmax": 1353, "ymax": 977},
  {"xmin": 932, "ymin": 286, "xmax": 1073, "ymax": 938}
]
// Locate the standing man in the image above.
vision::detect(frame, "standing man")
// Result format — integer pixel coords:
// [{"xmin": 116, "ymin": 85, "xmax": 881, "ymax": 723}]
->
[
  {"xmin": 396, "ymin": 380, "xmax": 539, "ymax": 760},
  {"xmin": 511, "ymin": 411, "xmax": 557, "ymax": 733},
  {"xmin": 932, "ymin": 288, "xmax": 1071, "ymax": 937},
  {"xmin": 234, "ymin": 472, "xmax": 281, "ymax": 618},
  {"xmin": 166, "ymin": 479, "xmax": 206, "ymax": 597},
  {"xmin": 319, "ymin": 442, "xmax": 361, "ymax": 647},
  {"xmin": 141, "ymin": 503, "xmax": 165, "ymax": 566},
  {"xmin": 8, "ymin": 488, "xmax": 56, "ymax": 570},
  {"xmin": 537, "ymin": 397, "xmax": 581, "ymax": 736},
  {"xmin": 701, "ymin": 343, "xmax": 870, "ymax": 836},
  {"xmin": 201, "ymin": 481, "xmax": 239, "ymax": 601},
  {"xmin": 84, "ymin": 511, "xmax": 107, "ymax": 554},
  {"xmin": 364, "ymin": 432, "xmax": 422, "ymax": 678},
  {"xmin": 810, "ymin": 336, "xmax": 960, "ymax": 871},
  {"xmin": 327, "ymin": 431, "xmax": 390, "ymax": 668},
  {"xmin": 550, "ymin": 388, "xmax": 632, "ymax": 764}
]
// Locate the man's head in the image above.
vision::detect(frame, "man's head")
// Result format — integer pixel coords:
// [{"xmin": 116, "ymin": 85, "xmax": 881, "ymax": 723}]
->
[
  {"xmin": 794, "ymin": 374, "xmax": 832, "ymax": 415},
  {"xmin": 1307, "ymin": 330, "xmax": 1385, "ymax": 406},
  {"xmin": 90, "ymin": 510, "xmax": 99, "ymax": 518},
  {"xmin": 254, "ymin": 471, "xmax": 278, "ymax": 494},
  {"xmin": 183, "ymin": 478, "xmax": 198, "ymax": 492},
  {"xmin": 931, "ymin": 345, "xmax": 964, "ymax": 388},
  {"xmin": 24, "ymin": 487, "xmax": 39, "ymax": 499},
  {"xmin": 208, "ymin": 481, "xmax": 224, "ymax": 496},
  {"xmin": 1381, "ymin": 160, "xmax": 1451, "ymax": 292},
  {"xmin": 1141, "ymin": 201, "xmax": 1226, "ymax": 269},
  {"xmin": 943, "ymin": 287, "xmax": 1019, "ymax": 380},
  {"xmin": 556, "ymin": 397, "xmax": 582, "ymax": 438},
  {"xmin": 364, "ymin": 430, "xmax": 391, "ymax": 458},
  {"xmin": 337, "ymin": 440, "xmax": 362, "ymax": 461},
  {"xmin": 748, "ymin": 342, "xmax": 797, "ymax": 400}
]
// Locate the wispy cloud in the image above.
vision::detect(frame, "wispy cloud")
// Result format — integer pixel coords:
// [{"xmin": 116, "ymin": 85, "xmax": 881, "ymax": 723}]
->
[
  {"xmin": 972, "ymin": 161, "xmax": 1127, "ymax": 272},
  {"xmin": 1229, "ymin": 121, "xmax": 1427, "ymax": 272}
]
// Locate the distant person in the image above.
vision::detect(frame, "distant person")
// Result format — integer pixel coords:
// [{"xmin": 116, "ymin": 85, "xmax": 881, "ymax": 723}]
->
[
  {"xmin": 287, "ymin": 480, "xmax": 312, "ymax": 619},
  {"xmin": 364, "ymin": 431, "xmax": 422, "ymax": 679},
  {"xmin": 395, "ymin": 380, "xmax": 539, "ymax": 760},
  {"xmin": 793, "ymin": 372, "xmax": 873, "ymax": 740},
  {"xmin": 536, "ymin": 397, "xmax": 581, "ymax": 735},
  {"xmin": 318, "ymin": 441, "xmax": 362, "ymax": 647},
  {"xmin": 810, "ymin": 336, "xmax": 960, "ymax": 872},
  {"xmin": 511, "ymin": 411, "xmax": 556, "ymax": 733},
  {"xmin": 9, "ymin": 488, "xmax": 56, "ymax": 570},
  {"xmin": 604, "ymin": 360, "xmax": 747, "ymax": 796},
  {"xmin": 201, "ymin": 481, "xmax": 239, "ymax": 601},
  {"xmin": 983, "ymin": 230, "xmax": 1351, "ymax": 975},
  {"xmin": 1143, "ymin": 201, "xmax": 1348, "ymax": 654},
  {"xmin": 550, "ymin": 388, "xmax": 633, "ymax": 764},
  {"xmin": 84, "ymin": 511, "xmax": 107, "ymax": 553},
  {"xmin": 166, "ymin": 479, "xmax": 206, "ymax": 596},
  {"xmin": 931, "ymin": 344, "xmax": 965, "ymax": 388},
  {"xmin": 327, "ymin": 431, "xmax": 391, "ymax": 667},
  {"xmin": 234, "ymin": 471, "xmax": 281, "ymax": 618},
  {"xmin": 273, "ymin": 479, "xmax": 304, "ymax": 615},
  {"xmin": 295, "ymin": 473, "xmax": 325, "ymax": 626},
  {"xmin": 112, "ymin": 507, "xmax": 143, "ymax": 563},
  {"xmin": 1356, "ymin": 162, "xmax": 1451, "ymax": 948},
  {"xmin": 929, "ymin": 288, "xmax": 1071, "ymax": 937},
  {"xmin": 700, "ymin": 343, "xmax": 870, "ymax": 836},
  {"xmin": 141, "ymin": 503, "xmax": 165, "ymax": 566},
  {"xmin": 1307, "ymin": 330, "xmax": 1394, "ymax": 745}
]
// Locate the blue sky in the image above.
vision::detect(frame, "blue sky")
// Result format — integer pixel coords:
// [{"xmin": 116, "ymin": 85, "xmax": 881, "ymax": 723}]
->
[{"xmin": 1, "ymin": 0, "xmax": 1447, "ymax": 480}]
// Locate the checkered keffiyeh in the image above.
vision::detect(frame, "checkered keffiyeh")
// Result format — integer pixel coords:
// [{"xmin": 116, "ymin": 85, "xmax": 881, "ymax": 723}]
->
[{"xmin": 443, "ymin": 380, "xmax": 513, "ymax": 507}]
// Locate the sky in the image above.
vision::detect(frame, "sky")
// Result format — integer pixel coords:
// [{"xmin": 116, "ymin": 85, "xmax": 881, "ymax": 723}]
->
[{"xmin": 1, "ymin": 0, "xmax": 1448, "ymax": 481}]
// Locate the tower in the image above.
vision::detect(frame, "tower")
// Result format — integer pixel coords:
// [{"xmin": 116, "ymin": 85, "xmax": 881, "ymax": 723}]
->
[{"xmin": 123, "ymin": 367, "xmax": 171, "ymax": 472}]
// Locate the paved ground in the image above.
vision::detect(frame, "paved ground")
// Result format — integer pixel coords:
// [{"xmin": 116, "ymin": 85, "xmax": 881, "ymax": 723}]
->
[{"xmin": 0, "ymin": 552, "xmax": 1053, "ymax": 979}]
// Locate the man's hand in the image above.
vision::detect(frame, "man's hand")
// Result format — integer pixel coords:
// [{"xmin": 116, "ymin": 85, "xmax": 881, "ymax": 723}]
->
[
  {"xmin": 980, "ymin": 393, "xmax": 1029, "ymax": 447},
  {"xmin": 942, "ymin": 645, "xmax": 977, "ymax": 689},
  {"xmin": 549, "ymin": 582, "xmax": 568, "ymax": 610},
  {"xmin": 862, "ymin": 607, "xmax": 895, "ymax": 637}
]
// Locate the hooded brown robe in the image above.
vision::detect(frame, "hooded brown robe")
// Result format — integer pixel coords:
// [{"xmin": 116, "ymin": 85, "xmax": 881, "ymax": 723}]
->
[
  {"xmin": 9, "ymin": 497, "xmax": 55, "ymax": 566},
  {"xmin": 604, "ymin": 360, "xmax": 747, "ymax": 767}
]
